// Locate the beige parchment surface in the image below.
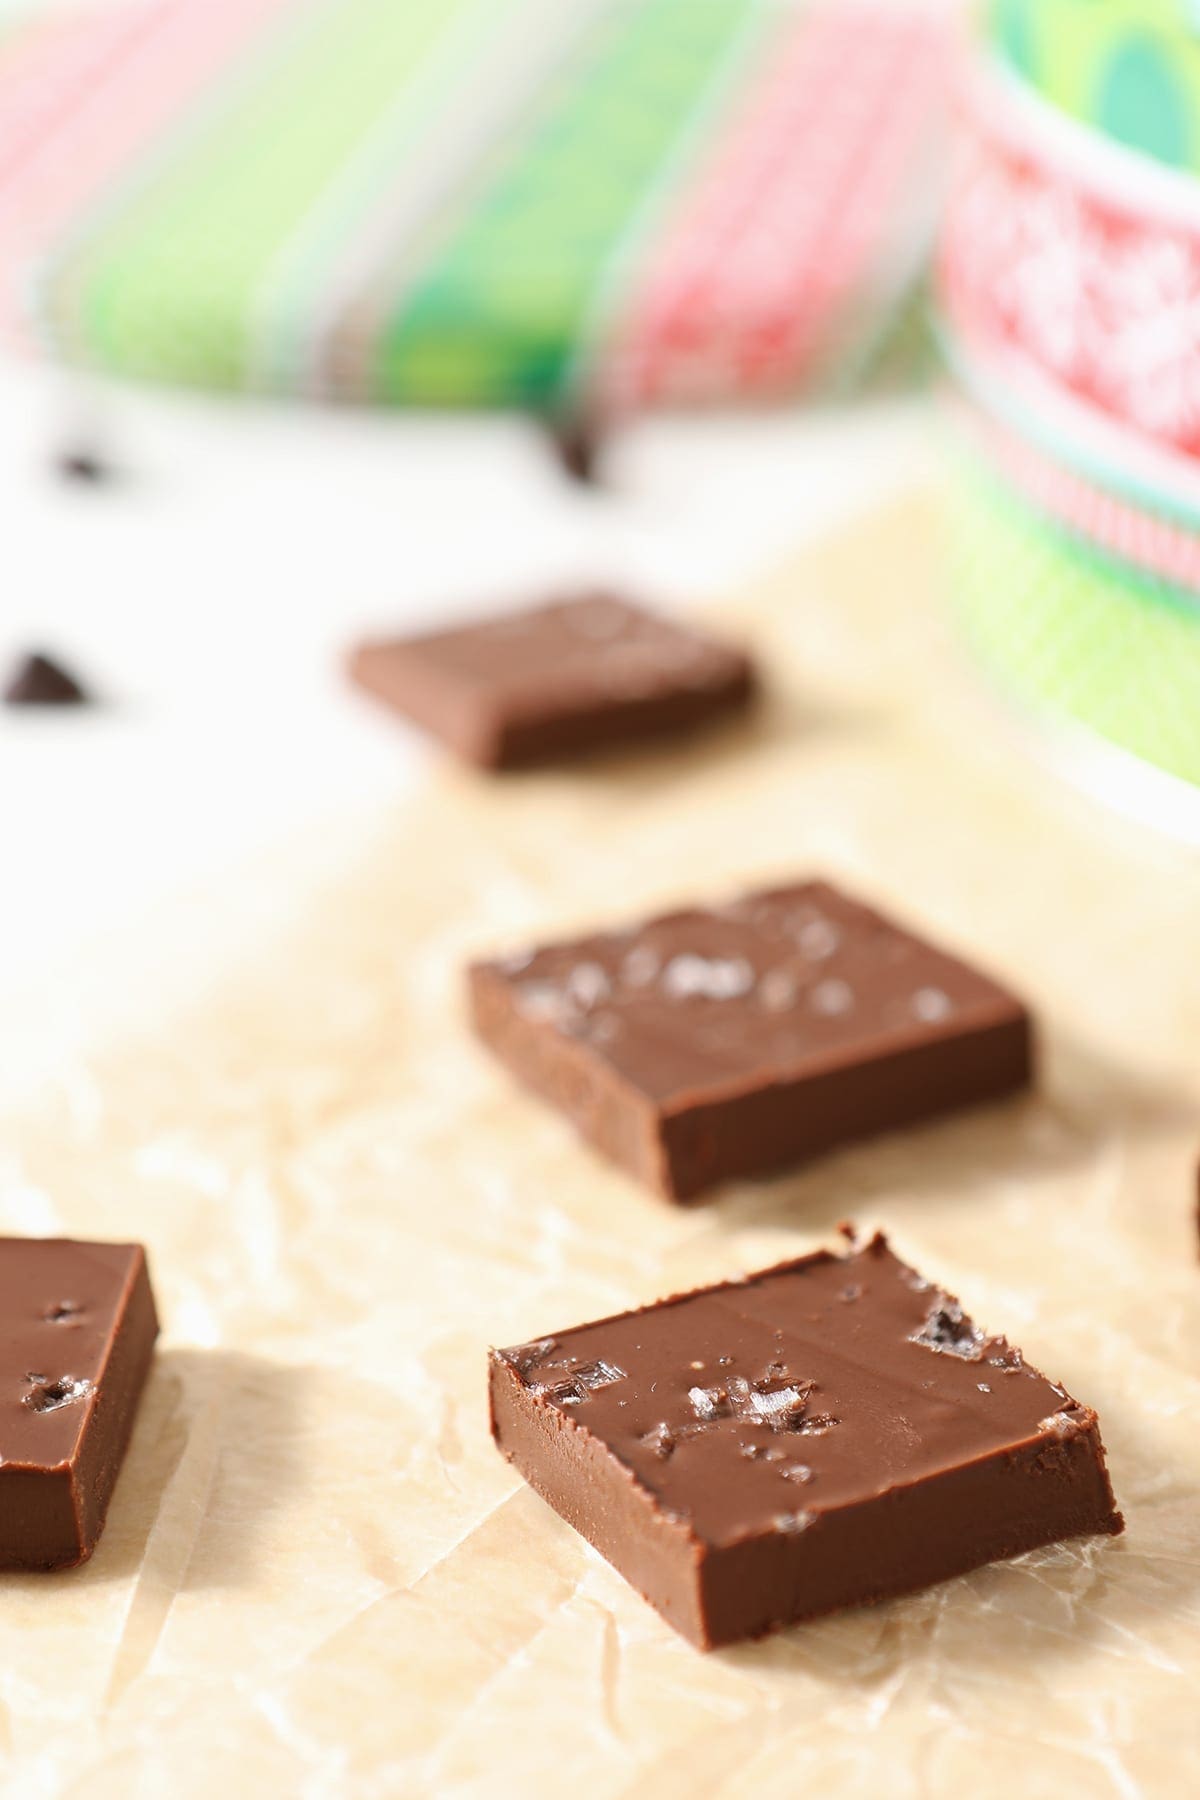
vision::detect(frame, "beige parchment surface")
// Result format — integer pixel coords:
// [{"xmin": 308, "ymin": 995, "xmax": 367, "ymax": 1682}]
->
[{"xmin": 1, "ymin": 495, "xmax": 1199, "ymax": 1800}]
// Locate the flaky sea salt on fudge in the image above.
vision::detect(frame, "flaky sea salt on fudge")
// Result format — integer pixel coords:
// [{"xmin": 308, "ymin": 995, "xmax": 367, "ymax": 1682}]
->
[
  {"xmin": 489, "ymin": 1231, "xmax": 1123, "ymax": 1649},
  {"xmin": 469, "ymin": 880, "xmax": 1031, "ymax": 1199}
]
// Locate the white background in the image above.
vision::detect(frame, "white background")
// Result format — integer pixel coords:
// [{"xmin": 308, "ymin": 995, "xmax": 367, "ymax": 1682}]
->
[
  {"xmin": 0, "ymin": 0, "xmax": 939, "ymax": 1047},
  {"xmin": 0, "ymin": 352, "xmax": 927, "ymax": 1036}
]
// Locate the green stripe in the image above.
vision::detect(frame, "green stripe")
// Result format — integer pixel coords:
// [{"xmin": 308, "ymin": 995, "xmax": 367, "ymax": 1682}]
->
[
  {"xmin": 939, "ymin": 323, "xmax": 1200, "ymax": 534},
  {"xmin": 253, "ymin": 0, "xmax": 536, "ymax": 394},
  {"xmin": 372, "ymin": 0, "xmax": 753, "ymax": 408},
  {"xmin": 961, "ymin": 447, "xmax": 1200, "ymax": 620},
  {"xmin": 57, "ymin": 0, "xmax": 472, "ymax": 389},
  {"xmin": 949, "ymin": 466, "xmax": 1200, "ymax": 786}
]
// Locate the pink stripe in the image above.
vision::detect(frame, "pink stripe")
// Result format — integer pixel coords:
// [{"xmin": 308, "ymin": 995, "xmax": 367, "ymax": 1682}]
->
[
  {"xmin": 940, "ymin": 79, "xmax": 1200, "ymax": 465},
  {"xmin": 961, "ymin": 402, "xmax": 1200, "ymax": 597},
  {"xmin": 736, "ymin": 14, "xmax": 945, "ymax": 388},
  {"xmin": 0, "ymin": 14, "xmax": 105, "ymax": 115},
  {"xmin": 0, "ymin": 6, "xmax": 163, "ymax": 187},
  {"xmin": 610, "ymin": 5, "xmax": 951, "ymax": 405},
  {"xmin": 0, "ymin": 10, "xmax": 116, "ymax": 102},
  {"xmin": 0, "ymin": 0, "xmax": 296, "ymax": 344}
]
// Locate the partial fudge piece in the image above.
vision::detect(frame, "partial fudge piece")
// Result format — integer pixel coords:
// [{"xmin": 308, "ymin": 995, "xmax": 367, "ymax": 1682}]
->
[
  {"xmin": 469, "ymin": 880, "xmax": 1032, "ymax": 1200},
  {"xmin": 0, "ymin": 1239, "xmax": 159, "ymax": 1569},
  {"xmin": 348, "ymin": 593, "xmax": 755, "ymax": 769},
  {"xmin": 489, "ymin": 1231, "xmax": 1123, "ymax": 1649}
]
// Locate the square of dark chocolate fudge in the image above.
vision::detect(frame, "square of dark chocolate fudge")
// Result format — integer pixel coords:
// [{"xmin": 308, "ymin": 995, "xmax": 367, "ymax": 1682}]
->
[
  {"xmin": 348, "ymin": 593, "xmax": 755, "ymax": 768},
  {"xmin": 489, "ymin": 1233, "xmax": 1123, "ymax": 1649},
  {"xmin": 469, "ymin": 881, "xmax": 1032, "ymax": 1200}
]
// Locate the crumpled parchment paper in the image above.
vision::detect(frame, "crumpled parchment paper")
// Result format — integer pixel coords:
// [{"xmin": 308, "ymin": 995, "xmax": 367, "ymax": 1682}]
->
[{"xmin": 1, "ymin": 495, "xmax": 1198, "ymax": 1799}]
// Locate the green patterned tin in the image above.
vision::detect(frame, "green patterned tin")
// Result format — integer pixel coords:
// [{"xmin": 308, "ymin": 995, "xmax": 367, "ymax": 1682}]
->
[
  {"xmin": 990, "ymin": 0, "xmax": 1200, "ymax": 172},
  {"xmin": 948, "ymin": 458, "xmax": 1200, "ymax": 791},
  {"xmin": 0, "ymin": 0, "xmax": 950, "ymax": 408},
  {"xmin": 943, "ymin": 10, "xmax": 1200, "ymax": 814}
]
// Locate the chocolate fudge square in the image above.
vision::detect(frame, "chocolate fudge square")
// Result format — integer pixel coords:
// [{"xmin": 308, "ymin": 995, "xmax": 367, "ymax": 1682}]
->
[
  {"xmin": 489, "ymin": 1232, "xmax": 1123, "ymax": 1649},
  {"xmin": 469, "ymin": 881, "xmax": 1032, "ymax": 1201},
  {"xmin": 348, "ymin": 593, "xmax": 755, "ymax": 769},
  {"xmin": 0, "ymin": 1239, "xmax": 159, "ymax": 1569}
]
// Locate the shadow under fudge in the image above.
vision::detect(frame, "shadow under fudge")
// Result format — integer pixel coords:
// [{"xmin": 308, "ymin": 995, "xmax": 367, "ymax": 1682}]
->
[
  {"xmin": 60, "ymin": 1348, "xmax": 309, "ymax": 1593},
  {"xmin": 489, "ymin": 1231, "xmax": 1123, "ymax": 1650},
  {"xmin": 722, "ymin": 1394, "xmax": 1188, "ymax": 1683},
  {"xmin": 686, "ymin": 1025, "xmax": 1193, "ymax": 1247},
  {"xmin": 469, "ymin": 880, "xmax": 1032, "ymax": 1201},
  {"xmin": 0, "ymin": 1243, "xmax": 303, "ymax": 1585}
]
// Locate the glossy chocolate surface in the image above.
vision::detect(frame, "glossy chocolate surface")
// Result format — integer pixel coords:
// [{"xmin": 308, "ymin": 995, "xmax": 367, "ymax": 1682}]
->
[
  {"xmin": 0, "ymin": 1239, "xmax": 159, "ymax": 1570},
  {"xmin": 490, "ymin": 1234, "xmax": 1123, "ymax": 1648},
  {"xmin": 349, "ymin": 594, "xmax": 755, "ymax": 768},
  {"xmin": 470, "ymin": 881, "xmax": 1032, "ymax": 1199}
]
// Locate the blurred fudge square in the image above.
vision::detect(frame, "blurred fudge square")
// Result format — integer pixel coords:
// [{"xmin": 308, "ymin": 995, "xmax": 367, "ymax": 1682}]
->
[
  {"xmin": 469, "ymin": 881, "xmax": 1031, "ymax": 1200},
  {"xmin": 348, "ymin": 593, "xmax": 755, "ymax": 769}
]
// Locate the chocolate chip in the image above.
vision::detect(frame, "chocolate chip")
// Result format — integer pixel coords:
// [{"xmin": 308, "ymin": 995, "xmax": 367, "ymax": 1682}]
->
[
  {"xmin": 55, "ymin": 449, "xmax": 109, "ymax": 484},
  {"xmin": 546, "ymin": 414, "xmax": 604, "ymax": 486},
  {"xmin": 3, "ymin": 653, "xmax": 90, "ymax": 707}
]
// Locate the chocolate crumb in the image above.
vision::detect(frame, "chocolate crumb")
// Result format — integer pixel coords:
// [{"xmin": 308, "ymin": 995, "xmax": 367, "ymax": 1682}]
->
[
  {"xmin": 55, "ymin": 448, "xmax": 109, "ymax": 485},
  {"xmin": 3, "ymin": 653, "xmax": 90, "ymax": 707},
  {"xmin": 547, "ymin": 413, "xmax": 604, "ymax": 486}
]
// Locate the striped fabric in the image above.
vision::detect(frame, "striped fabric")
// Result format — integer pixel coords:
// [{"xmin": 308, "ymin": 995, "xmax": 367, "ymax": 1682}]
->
[
  {"xmin": 954, "ymin": 400, "xmax": 1200, "ymax": 603},
  {"xmin": 0, "ymin": 0, "xmax": 952, "ymax": 408},
  {"xmin": 950, "ymin": 463, "xmax": 1200, "ymax": 790}
]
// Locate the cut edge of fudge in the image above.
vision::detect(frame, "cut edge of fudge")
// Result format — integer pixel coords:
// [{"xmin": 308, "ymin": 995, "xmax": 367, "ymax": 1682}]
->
[
  {"xmin": 468, "ymin": 881, "xmax": 1033, "ymax": 1201},
  {"xmin": 469, "ymin": 959, "xmax": 669, "ymax": 1188},
  {"xmin": 492, "ymin": 656, "xmax": 755, "ymax": 768},
  {"xmin": 489, "ymin": 1230, "xmax": 1124, "ymax": 1650},
  {"xmin": 347, "ymin": 637, "xmax": 495, "ymax": 765}
]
